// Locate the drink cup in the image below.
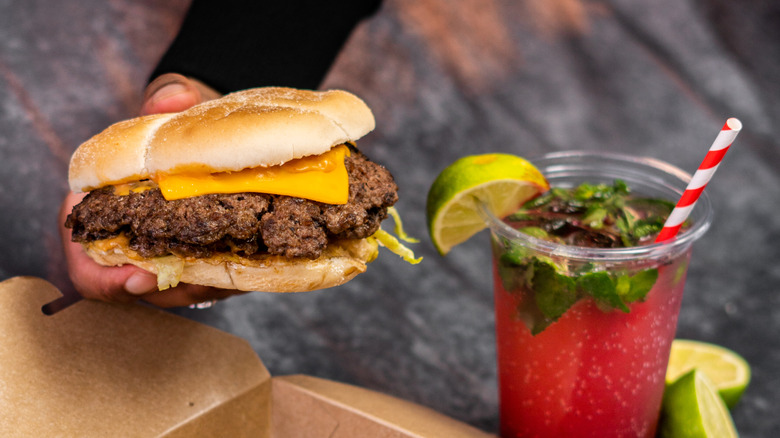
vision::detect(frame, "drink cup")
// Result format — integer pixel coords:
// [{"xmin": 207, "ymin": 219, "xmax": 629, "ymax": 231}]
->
[{"xmin": 479, "ymin": 151, "xmax": 713, "ymax": 437}]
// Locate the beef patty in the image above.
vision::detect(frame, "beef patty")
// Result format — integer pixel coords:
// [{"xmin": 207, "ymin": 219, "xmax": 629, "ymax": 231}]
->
[{"xmin": 66, "ymin": 149, "xmax": 398, "ymax": 260}]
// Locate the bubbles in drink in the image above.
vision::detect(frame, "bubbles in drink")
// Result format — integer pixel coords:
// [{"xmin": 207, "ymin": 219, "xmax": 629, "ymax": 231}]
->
[{"xmin": 492, "ymin": 180, "xmax": 691, "ymax": 437}]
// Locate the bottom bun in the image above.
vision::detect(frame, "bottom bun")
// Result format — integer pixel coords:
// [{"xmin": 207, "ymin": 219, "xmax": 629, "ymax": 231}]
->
[{"xmin": 83, "ymin": 235, "xmax": 379, "ymax": 293}]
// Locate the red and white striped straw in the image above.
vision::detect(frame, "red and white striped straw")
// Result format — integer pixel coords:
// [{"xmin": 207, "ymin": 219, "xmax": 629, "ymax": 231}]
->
[{"xmin": 655, "ymin": 118, "xmax": 742, "ymax": 243}]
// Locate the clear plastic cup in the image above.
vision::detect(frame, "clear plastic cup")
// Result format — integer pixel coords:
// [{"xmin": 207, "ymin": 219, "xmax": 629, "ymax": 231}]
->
[{"xmin": 480, "ymin": 151, "xmax": 712, "ymax": 437}]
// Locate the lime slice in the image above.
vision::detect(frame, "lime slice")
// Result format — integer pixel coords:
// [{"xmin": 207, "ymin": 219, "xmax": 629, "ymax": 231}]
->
[
  {"xmin": 667, "ymin": 339, "xmax": 751, "ymax": 409},
  {"xmin": 659, "ymin": 369, "xmax": 739, "ymax": 438},
  {"xmin": 426, "ymin": 153, "xmax": 548, "ymax": 255}
]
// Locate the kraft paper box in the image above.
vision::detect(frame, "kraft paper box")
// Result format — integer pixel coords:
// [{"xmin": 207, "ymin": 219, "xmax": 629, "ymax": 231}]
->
[{"xmin": 0, "ymin": 277, "xmax": 495, "ymax": 438}]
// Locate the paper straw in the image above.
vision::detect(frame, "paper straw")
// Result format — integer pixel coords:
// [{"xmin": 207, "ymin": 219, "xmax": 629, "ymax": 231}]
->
[{"xmin": 655, "ymin": 118, "xmax": 742, "ymax": 243}]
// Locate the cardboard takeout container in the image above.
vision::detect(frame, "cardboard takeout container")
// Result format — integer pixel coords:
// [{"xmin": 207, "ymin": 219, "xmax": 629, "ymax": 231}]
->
[{"xmin": 0, "ymin": 277, "xmax": 495, "ymax": 437}]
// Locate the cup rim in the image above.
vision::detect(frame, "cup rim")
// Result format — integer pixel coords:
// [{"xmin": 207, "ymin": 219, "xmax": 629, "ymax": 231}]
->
[{"xmin": 478, "ymin": 150, "xmax": 713, "ymax": 262}]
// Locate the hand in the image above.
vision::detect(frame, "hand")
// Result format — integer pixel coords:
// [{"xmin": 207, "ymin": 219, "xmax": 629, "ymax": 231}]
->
[
  {"xmin": 60, "ymin": 192, "xmax": 243, "ymax": 307},
  {"xmin": 60, "ymin": 74, "xmax": 240, "ymax": 308}
]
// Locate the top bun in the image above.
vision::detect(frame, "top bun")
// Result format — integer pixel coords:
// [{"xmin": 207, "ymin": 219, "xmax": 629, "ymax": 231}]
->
[{"xmin": 69, "ymin": 87, "xmax": 376, "ymax": 192}]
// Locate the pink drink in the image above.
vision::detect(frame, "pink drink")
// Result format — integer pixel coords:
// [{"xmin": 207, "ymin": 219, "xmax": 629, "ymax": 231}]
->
[
  {"xmin": 480, "ymin": 152, "xmax": 712, "ymax": 438},
  {"xmin": 493, "ymin": 250, "xmax": 689, "ymax": 437}
]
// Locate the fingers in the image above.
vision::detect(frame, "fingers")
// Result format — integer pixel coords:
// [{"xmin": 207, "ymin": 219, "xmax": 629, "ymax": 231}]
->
[
  {"xmin": 59, "ymin": 191, "xmax": 243, "ymax": 308},
  {"xmin": 140, "ymin": 73, "xmax": 222, "ymax": 116},
  {"xmin": 59, "ymin": 191, "xmax": 156, "ymax": 303},
  {"xmin": 140, "ymin": 284, "xmax": 246, "ymax": 308}
]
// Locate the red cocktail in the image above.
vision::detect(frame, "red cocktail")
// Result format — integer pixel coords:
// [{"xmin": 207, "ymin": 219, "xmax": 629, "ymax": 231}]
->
[
  {"xmin": 481, "ymin": 152, "xmax": 712, "ymax": 438},
  {"xmin": 494, "ymin": 252, "xmax": 688, "ymax": 436}
]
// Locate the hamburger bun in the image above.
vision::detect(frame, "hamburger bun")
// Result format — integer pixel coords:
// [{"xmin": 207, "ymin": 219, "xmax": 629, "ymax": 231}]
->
[
  {"xmin": 69, "ymin": 87, "xmax": 376, "ymax": 192},
  {"xmin": 83, "ymin": 234, "xmax": 378, "ymax": 293}
]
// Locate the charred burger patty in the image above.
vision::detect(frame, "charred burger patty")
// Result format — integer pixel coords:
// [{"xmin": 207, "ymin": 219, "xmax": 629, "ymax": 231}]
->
[{"xmin": 66, "ymin": 148, "xmax": 398, "ymax": 261}]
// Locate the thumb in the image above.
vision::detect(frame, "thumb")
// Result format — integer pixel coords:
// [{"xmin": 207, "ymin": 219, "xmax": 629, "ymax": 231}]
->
[
  {"xmin": 140, "ymin": 73, "xmax": 221, "ymax": 115},
  {"xmin": 72, "ymin": 258, "xmax": 158, "ymax": 303}
]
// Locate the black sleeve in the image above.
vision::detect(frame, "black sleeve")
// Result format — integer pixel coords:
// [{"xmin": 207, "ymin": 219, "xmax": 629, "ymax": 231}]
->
[{"xmin": 150, "ymin": 0, "xmax": 383, "ymax": 93}]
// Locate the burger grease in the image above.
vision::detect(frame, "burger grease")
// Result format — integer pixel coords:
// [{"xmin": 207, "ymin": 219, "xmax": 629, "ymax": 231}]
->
[{"xmin": 66, "ymin": 87, "xmax": 419, "ymax": 293}]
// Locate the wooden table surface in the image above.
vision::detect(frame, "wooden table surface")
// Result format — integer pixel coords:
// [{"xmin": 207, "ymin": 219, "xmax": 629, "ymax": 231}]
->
[{"xmin": 1, "ymin": 0, "xmax": 778, "ymax": 435}]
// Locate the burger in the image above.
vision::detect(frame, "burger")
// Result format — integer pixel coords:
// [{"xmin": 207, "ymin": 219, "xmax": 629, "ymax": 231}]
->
[{"xmin": 65, "ymin": 87, "xmax": 418, "ymax": 293}]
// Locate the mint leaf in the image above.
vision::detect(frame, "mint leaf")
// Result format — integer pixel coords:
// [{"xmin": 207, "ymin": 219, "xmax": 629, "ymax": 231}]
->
[
  {"xmin": 624, "ymin": 269, "xmax": 658, "ymax": 302},
  {"xmin": 632, "ymin": 218, "xmax": 665, "ymax": 239},
  {"xmin": 615, "ymin": 274, "xmax": 631, "ymax": 298},
  {"xmin": 623, "ymin": 198, "xmax": 674, "ymax": 243},
  {"xmin": 531, "ymin": 260, "xmax": 578, "ymax": 321},
  {"xmin": 614, "ymin": 179, "xmax": 629, "ymax": 194},
  {"xmin": 519, "ymin": 226, "xmax": 550, "ymax": 239},
  {"xmin": 574, "ymin": 183, "xmax": 603, "ymax": 201},
  {"xmin": 499, "ymin": 241, "xmax": 531, "ymax": 267},
  {"xmin": 577, "ymin": 272, "xmax": 629, "ymax": 312},
  {"xmin": 582, "ymin": 207, "xmax": 608, "ymax": 229}
]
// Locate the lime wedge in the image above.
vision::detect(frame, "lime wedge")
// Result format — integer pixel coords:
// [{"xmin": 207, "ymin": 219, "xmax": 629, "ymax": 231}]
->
[
  {"xmin": 667, "ymin": 339, "xmax": 751, "ymax": 409},
  {"xmin": 659, "ymin": 369, "xmax": 739, "ymax": 438},
  {"xmin": 426, "ymin": 154, "xmax": 548, "ymax": 255}
]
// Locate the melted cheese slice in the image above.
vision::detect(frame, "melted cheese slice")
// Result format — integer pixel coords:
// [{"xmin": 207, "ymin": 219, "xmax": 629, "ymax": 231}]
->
[
  {"xmin": 156, "ymin": 145, "xmax": 350, "ymax": 204},
  {"xmin": 113, "ymin": 180, "xmax": 158, "ymax": 196}
]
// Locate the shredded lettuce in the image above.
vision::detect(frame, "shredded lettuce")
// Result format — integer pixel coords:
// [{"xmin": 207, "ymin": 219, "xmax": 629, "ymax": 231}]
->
[
  {"xmin": 152, "ymin": 256, "xmax": 185, "ymax": 290},
  {"xmin": 370, "ymin": 229, "xmax": 422, "ymax": 265},
  {"xmin": 387, "ymin": 206, "xmax": 419, "ymax": 243},
  {"xmin": 369, "ymin": 207, "xmax": 422, "ymax": 265}
]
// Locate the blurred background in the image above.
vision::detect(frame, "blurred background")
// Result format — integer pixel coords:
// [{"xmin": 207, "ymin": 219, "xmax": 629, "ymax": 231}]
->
[{"xmin": 1, "ymin": 0, "xmax": 778, "ymax": 435}]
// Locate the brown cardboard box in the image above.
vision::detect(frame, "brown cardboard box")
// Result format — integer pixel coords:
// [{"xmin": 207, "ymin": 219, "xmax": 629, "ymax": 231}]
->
[
  {"xmin": 272, "ymin": 375, "xmax": 494, "ymax": 438},
  {"xmin": 0, "ymin": 277, "xmax": 495, "ymax": 438}
]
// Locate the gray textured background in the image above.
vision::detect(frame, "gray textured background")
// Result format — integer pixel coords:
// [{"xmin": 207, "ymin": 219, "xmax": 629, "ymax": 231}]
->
[{"xmin": 1, "ymin": 0, "xmax": 778, "ymax": 435}]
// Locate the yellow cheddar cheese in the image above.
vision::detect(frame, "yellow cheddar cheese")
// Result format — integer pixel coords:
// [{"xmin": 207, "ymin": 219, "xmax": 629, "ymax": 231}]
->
[
  {"xmin": 156, "ymin": 145, "xmax": 350, "ymax": 204},
  {"xmin": 113, "ymin": 180, "xmax": 158, "ymax": 196}
]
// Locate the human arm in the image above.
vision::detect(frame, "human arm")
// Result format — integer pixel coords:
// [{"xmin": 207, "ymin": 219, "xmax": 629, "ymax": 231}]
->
[{"xmin": 150, "ymin": 0, "xmax": 383, "ymax": 93}]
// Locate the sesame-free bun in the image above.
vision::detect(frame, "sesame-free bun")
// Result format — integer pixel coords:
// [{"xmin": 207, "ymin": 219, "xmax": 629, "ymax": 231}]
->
[
  {"xmin": 69, "ymin": 87, "xmax": 375, "ymax": 192},
  {"xmin": 84, "ymin": 235, "xmax": 379, "ymax": 293}
]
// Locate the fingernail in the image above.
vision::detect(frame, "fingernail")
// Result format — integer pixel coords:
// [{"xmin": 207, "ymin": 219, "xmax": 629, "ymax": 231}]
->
[
  {"xmin": 124, "ymin": 272, "xmax": 158, "ymax": 295},
  {"xmin": 146, "ymin": 82, "xmax": 190, "ymax": 104},
  {"xmin": 141, "ymin": 75, "xmax": 203, "ymax": 116}
]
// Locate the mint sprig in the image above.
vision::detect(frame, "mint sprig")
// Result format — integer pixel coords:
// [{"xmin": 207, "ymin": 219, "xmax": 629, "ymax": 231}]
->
[
  {"xmin": 507, "ymin": 179, "xmax": 674, "ymax": 247},
  {"xmin": 500, "ymin": 255, "xmax": 659, "ymax": 334}
]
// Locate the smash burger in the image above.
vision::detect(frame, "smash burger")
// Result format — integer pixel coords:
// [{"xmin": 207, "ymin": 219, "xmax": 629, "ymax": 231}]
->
[{"xmin": 65, "ymin": 87, "xmax": 419, "ymax": 293}]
